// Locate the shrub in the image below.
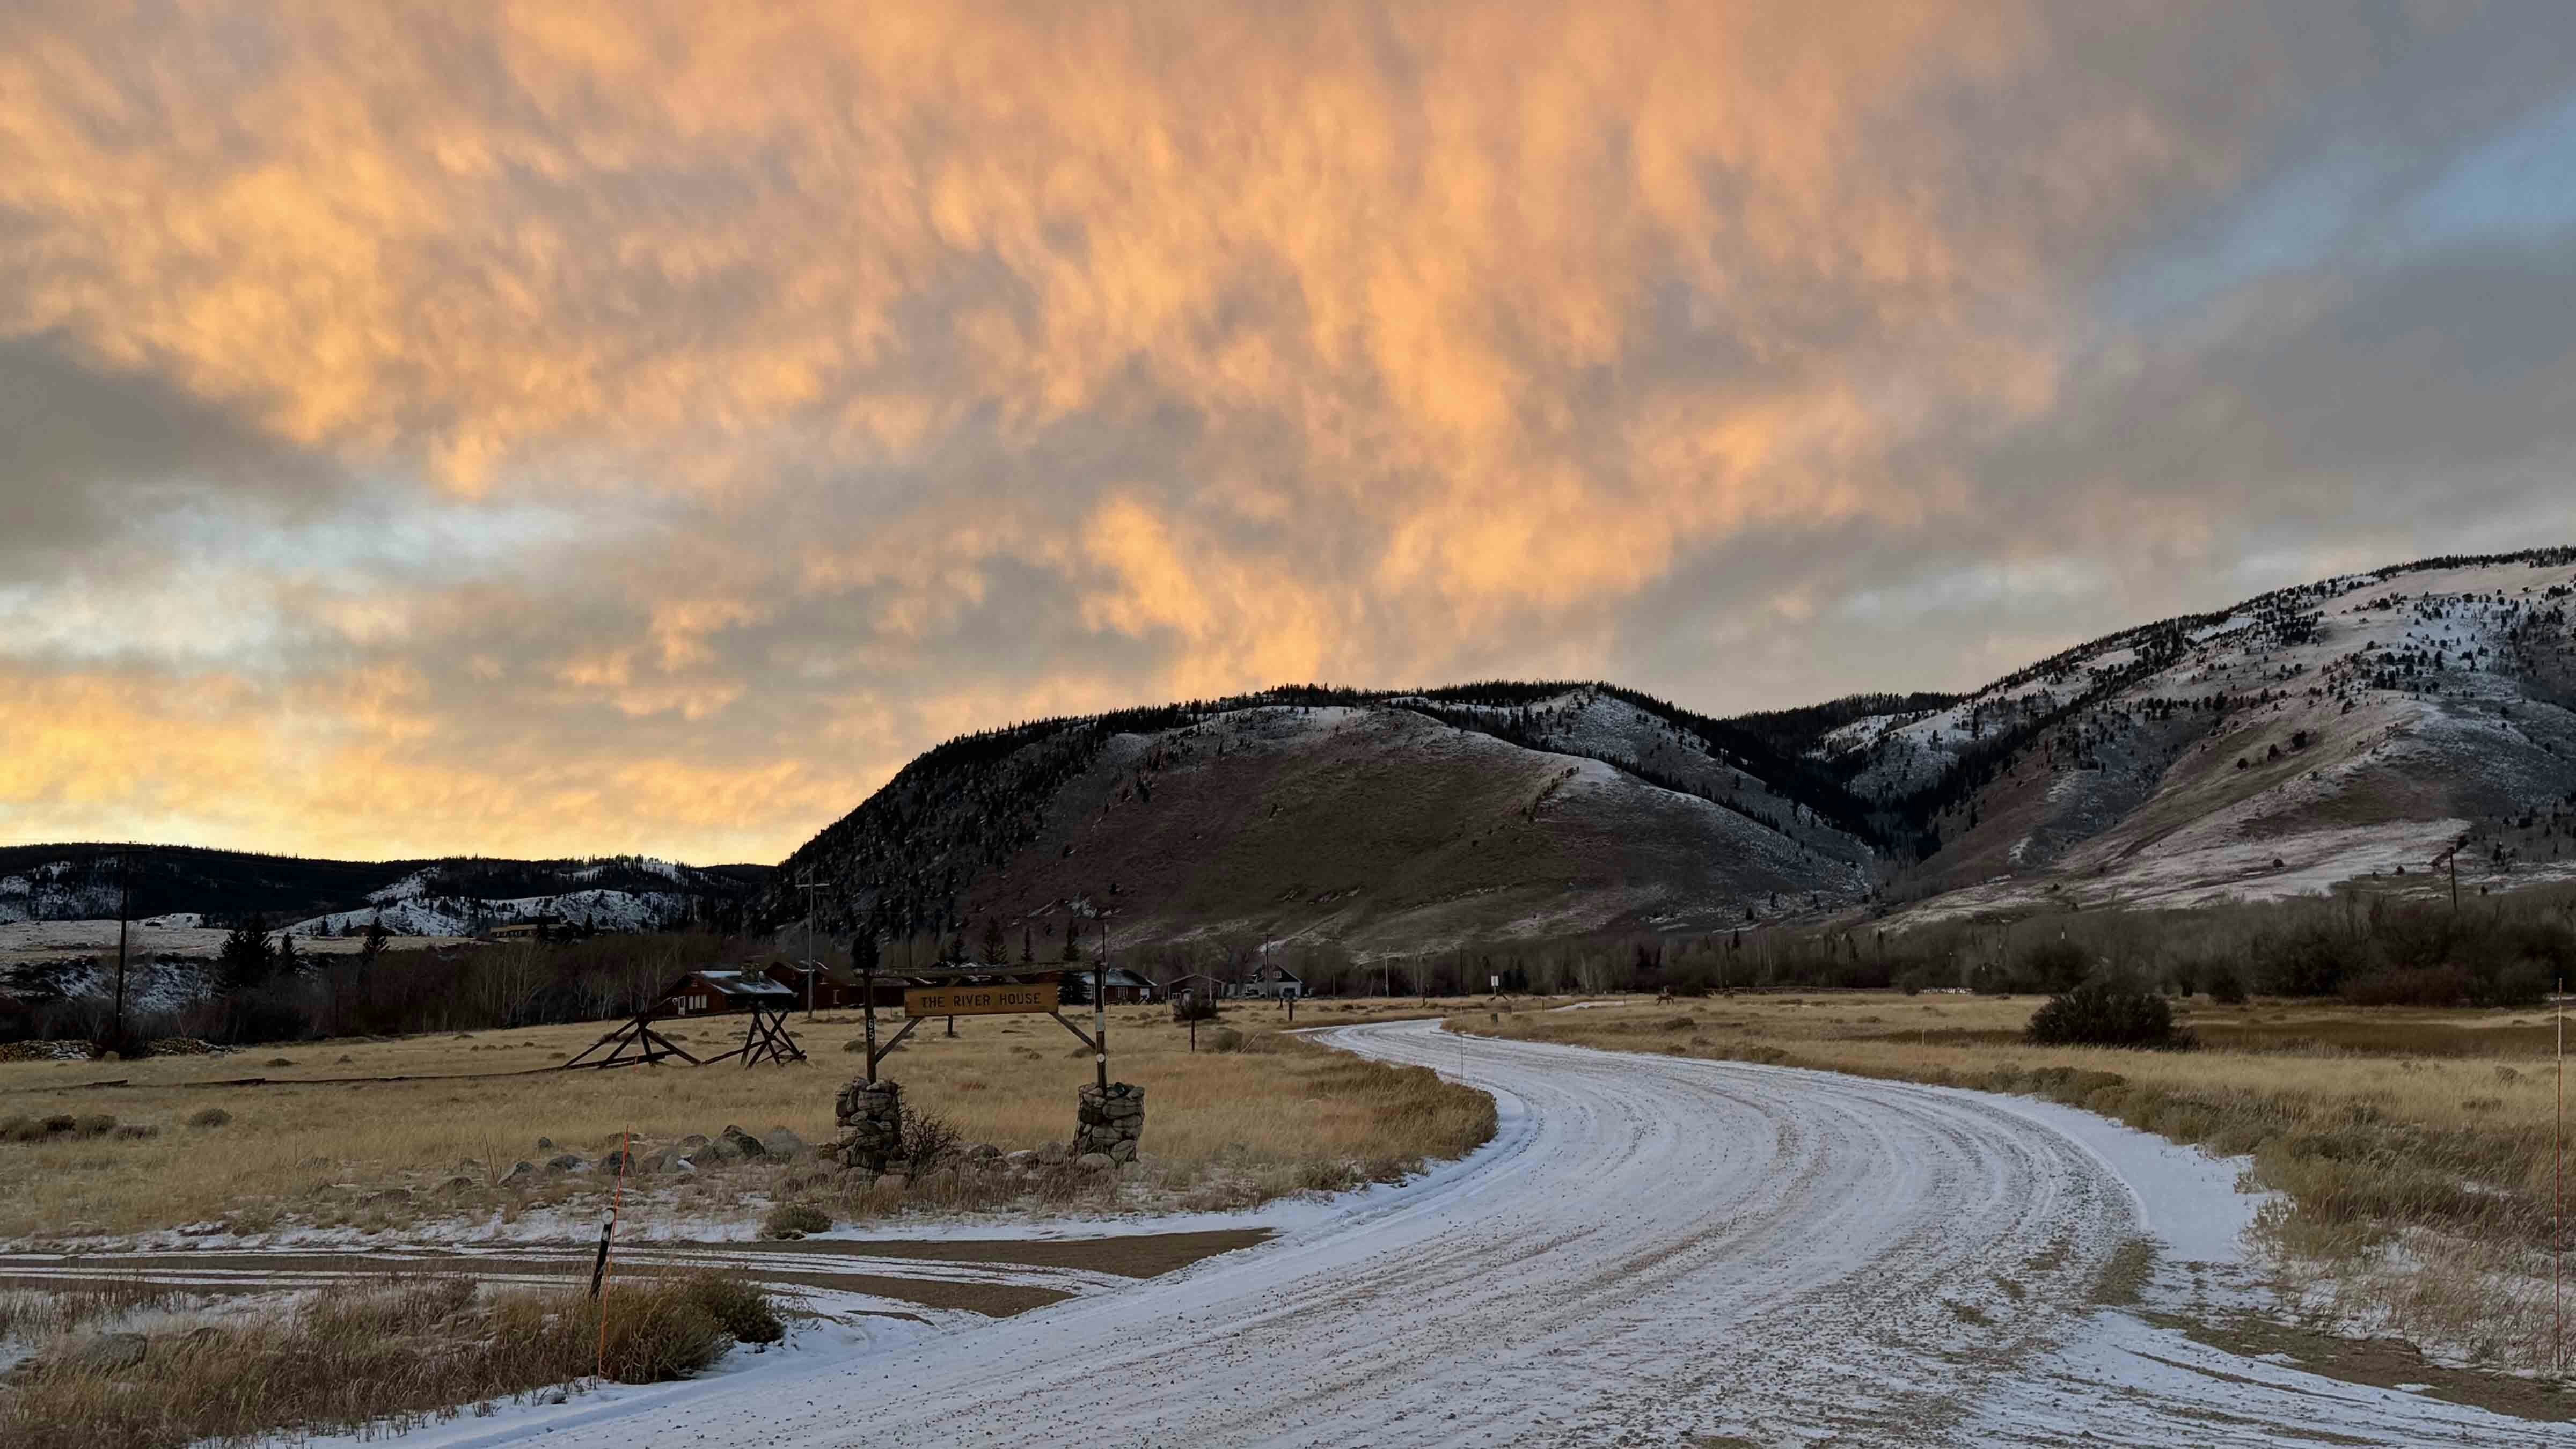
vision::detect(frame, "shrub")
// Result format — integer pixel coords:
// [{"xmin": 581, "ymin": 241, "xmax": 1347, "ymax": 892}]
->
[
  {"xmin": 2343, "ymin": 965, "xmax": 2473, "ymax": 1007},
  {"xmin": 186, "ymin": 1107, "xmax": 233, "ymax": 1129},
  {"xmin": 1206, "ymin": 1027, "xmax": 1246, "ymax": 1053},
  {"xmin": 591, "ymin": 1281, "xmax": 730, "ymax": 1383},
  {"xmin": 1170, "ymin": 996, "xmax": 1220, "ymax": 1024},
  {"xmin": 676, "ymin": 1273, "xmax": 785, "ymax": 1345},
  {"xmin": 760, "ymin": 1202, "xmax": 832, "ymax": 1239},
  {"xmin": 2016, "ymin": 940, "xmax": 2093, "ymax": 994},
  {"xmin": 2204, "ymin": 964, "xmax": 2248, "ymax": 1005},
  {"xmin": 2025, "ymin": 974, "xmax": 2196, "ymax": 1050},
  {"xmin": 895, "ymin": 1102, "xmax": 960, "ymax": 1179}
]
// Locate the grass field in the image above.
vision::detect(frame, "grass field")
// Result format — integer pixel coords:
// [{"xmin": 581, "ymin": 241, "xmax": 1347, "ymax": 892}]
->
[
  {"xmin": 0, "ymin": 999, "xmax": 1493, "ymax": 1244},
  {"xmin": 1451, "ymin": 991, "xmax": 2565, "ymax": 1374}
]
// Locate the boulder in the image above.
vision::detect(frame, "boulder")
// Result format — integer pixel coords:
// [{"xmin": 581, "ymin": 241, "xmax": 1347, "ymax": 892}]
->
[
  {"xmin": 759, "ymin": 1127, "xmax": 808, "ymax": 1159},
  {"xmin": 1035, "ymin": 1141, "xmax": 1069, "ymax": 1165},
  {"xmin": 1077, "ymin": 1152, "xmax": 1116, "ymax": 1173},
  {"xmin": 536, "ymin": 1136, "xmax": 555, "ymax": 1151},
  {"xmin": 544, "ymin": 1153, "xmax": 587, "ymax": 1174},
  {"xmin": 1005, "ymin": 1149, "xmax": 1036, "ymax": 1166},
  {"xmin": 719, "ymin": 1124, "xmax": 767, "ymax": 1159},
  {"xmin": 968, "ymin": 1141, "xmax": 1002, "ymax": 1160},
  {"xmin": 1108, "ymin": 1140, "xmax": 1137, "ymax": 1165},
  {"xmin": 677, "ymin": 1133, "xmax": 711, "ymax": 1151},
  {"xmin": 501, "ymin": 1160, "xmax": 536, "ymax": 1184}
]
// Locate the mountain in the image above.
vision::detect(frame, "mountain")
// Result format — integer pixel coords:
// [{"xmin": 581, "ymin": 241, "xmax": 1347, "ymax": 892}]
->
[
  {"xmin": 0, "ymin": 847, "xmax": 770, "ymax": 939},
  {"xmin": 1814, "ymin": 547, "xmax": 2576, "ymax": 917},
  {"xmin": 759, "ymin": 684, "xmax": 1886, "ymax": 958},
  {"xmin": 766, "ymin": 547, "xmax": 2576, "ymax": 955}
]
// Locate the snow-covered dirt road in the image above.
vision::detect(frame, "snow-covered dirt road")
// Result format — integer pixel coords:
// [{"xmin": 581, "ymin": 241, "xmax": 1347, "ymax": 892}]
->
[{"xmin": 375, "ymin": 1018, "xmax": 2559, "ymax": 1447}]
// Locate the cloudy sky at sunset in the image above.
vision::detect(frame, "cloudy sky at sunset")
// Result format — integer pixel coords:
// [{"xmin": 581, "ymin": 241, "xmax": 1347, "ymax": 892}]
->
[{"xmin": 5, "ymin": 2, "xmax": 2574, "ymax": 865}]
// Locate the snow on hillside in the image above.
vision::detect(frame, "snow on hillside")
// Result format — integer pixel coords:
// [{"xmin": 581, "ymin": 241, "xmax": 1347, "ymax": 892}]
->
[
  {"xmin": 282, "ymin": 888, "xmax": 696, "ymax": 939},
  {"xmin": 1386, "ymin": 687, "xmax": 1874, "ymax": 868},
  {"xmin": 1871, "ymin": 551, "xmax": 2576, "ymax": 916},
  {"xmin": 0, "ymin": 863, "xmax": 122, "ymax": 925}
]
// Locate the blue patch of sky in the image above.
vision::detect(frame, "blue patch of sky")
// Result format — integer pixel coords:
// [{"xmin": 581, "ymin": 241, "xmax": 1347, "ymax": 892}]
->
[
  {"xmin": 2095, "ymin": 89, "xmax": 2576, "ymax": 332},
  {"xmin": 149, "ymin": 481, "xmax": 623, "ymax": 586},
  {"xmin": 2401, "ymin": 90, "xmax": 2576, "ymax": 244}
]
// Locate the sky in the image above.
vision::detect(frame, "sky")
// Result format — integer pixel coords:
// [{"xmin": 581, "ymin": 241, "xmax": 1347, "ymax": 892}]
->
[{"xmin": 4, "ymin": 2, "xmax": 2574, "ymax": 866}]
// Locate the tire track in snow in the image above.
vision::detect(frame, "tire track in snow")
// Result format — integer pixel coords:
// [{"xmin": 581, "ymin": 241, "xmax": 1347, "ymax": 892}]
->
[{"xmin": 375, "ymin": 1018, "xmax": 2556, "ymax": 1447}]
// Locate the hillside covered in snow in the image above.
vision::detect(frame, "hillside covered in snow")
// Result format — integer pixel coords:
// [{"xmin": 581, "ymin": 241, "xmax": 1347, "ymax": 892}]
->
[
  {"xmin": 765, "ymin": 548, "xmax": 2576, "ymax": 953},
  {"xmin": 0, "ymin": 847, "xmax": 770, "ymax": 943}
]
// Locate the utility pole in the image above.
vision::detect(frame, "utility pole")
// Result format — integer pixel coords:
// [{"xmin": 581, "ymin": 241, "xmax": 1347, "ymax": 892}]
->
[
  {"xmin": 2433, "ymin": 837, "xmax": 2466, "ymax": 912},
  {"xmin": 1093, "ymin": 913, "xmax": 1109, "ymax": 1092}
]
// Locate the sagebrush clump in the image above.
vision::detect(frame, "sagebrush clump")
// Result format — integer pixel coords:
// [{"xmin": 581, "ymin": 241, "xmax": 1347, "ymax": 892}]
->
[{"xmin": 2024, "ymin": 974, "xmax": 2195, "ymax": 1050}]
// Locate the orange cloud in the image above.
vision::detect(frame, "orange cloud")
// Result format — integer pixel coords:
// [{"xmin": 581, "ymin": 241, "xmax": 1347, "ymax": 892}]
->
[{"xmin": 2, "ymin": 1, "xmax": 2399, "ymax": 861}]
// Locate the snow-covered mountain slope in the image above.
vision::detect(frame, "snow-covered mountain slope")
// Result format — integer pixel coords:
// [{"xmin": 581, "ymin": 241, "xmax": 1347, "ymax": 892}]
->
[
  {"xmin": 0, "ymin": 847, "xmax": 768, "ymax": 938},
  {"xmin": 1829, "ymin": 548, "xmax": 2576, "ymax": 913},
  {"xmin": 277, "ymin": 888, "xmax": 701, "ymax": 939},
  {"xmin": 768, "ymin": 549, "xmax": 2576, "ymax": 952}
]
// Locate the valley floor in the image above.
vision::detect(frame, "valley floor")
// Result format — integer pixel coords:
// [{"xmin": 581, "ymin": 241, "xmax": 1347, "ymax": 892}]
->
[{"xmin": 230, "ymin": 1018, "xmax": 2566, "ymax": 1447}]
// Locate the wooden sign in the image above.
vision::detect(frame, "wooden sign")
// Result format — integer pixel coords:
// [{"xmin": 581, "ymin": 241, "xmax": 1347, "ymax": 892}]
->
[{"xmin": 905, "ymin": 980, "xmax": 1058, "ymax": 1017}]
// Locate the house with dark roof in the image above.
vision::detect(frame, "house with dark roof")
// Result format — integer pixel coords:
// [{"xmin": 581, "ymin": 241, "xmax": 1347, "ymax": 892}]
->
[{"xmin": 1239, "ymin": 962, "xmax": 1304, "ymax": 999}]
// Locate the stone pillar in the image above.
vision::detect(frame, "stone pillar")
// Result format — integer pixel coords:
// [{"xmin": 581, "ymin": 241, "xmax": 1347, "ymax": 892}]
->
[
  {"xmin": 835, "ymin": 1078, "xmax": 903, "ymax": 1174},
  {"xmin": 1073, "ymin": 1082, "xmax": 1145, "ymax": 1165}
]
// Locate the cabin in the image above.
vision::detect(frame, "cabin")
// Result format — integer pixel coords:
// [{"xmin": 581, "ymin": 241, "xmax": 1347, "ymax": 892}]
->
[{"xmin": 660, "ymin": 967, "xmax": 799, "ymax": 1016}]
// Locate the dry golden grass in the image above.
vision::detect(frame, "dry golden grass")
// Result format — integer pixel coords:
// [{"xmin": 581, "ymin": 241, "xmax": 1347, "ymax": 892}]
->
[
  {"xmin": 0, "ymin": 1272, "xmax": 784, "ymax": 1449},
  {"xmin": 1453, "ymin": 991, "xmax": 2565, "ymax": 1373},
  {"xmin": 0, "ymin": 1000, "xmax": 1491, "ymax": 1242}
]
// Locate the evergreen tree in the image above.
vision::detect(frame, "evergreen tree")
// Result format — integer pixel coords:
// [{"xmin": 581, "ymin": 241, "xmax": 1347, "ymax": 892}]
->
[
  {"xmin": 216, "ymin": 916, "xmax": 273, "ymax": 993},
  {"xmin": 1019, "ymin": 925, "xmax": 1034, "ymax": 964},
  {"xmin": 851, "ymin": 928, "xmax": 879, "ymax": 974},
  {"xmin": 1060, "ymin": 918, "xmax": 1085, "ymax": 964},
  {"xmin": 978, "ymin": 917, "xmax": 1006, "ymax": 964},
  {"xmin": 274, "ymin": 931, "xmax": 301, "ymax": 976}
]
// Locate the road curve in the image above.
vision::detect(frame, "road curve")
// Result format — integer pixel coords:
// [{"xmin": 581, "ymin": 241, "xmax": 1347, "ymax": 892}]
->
[{"xmin": 427, "ymin": 1018, "xmax": 2553, "ymax": 1447}]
